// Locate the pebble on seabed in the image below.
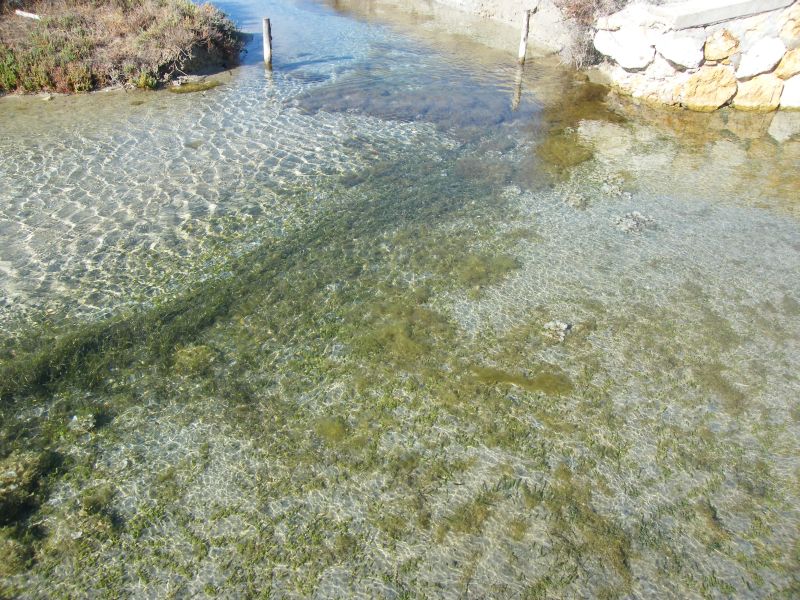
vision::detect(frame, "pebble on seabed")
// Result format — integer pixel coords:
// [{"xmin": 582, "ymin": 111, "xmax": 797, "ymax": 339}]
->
[{"xmin": 614, "ymin": 211, "xmax": 655, "ymax": 233}]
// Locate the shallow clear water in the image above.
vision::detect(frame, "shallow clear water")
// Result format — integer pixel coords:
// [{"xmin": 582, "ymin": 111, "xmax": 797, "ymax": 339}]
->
[{"xmin": 1, "ymin": 0, "xmax": 799, "ymax": 597}]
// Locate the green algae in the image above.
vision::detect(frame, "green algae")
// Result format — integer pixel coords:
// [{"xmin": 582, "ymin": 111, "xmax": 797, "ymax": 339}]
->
[
  {"xmin": 471, "ymin": 365, "xmax": 574, "ymax": 395},
  {"xmin": 453, "ymin": 253, "xmax": 519, "ymax": 289},
  {"xmin": 0, "ymin": 451, "xmax": 59, "ymax": 526},
  {"xmin": 536, "ymin": 129, "xmax": 594, "ymax": 178},
  {"xmin": 694, "ymin": 362, "xmax": 747, "ymax": 415},
  {"xmin": 173, "ymin": 344, "xmax": 216, "ymax": 375},
  {"xmin": 167, "ymin": 80, "xmax": 222, "ymax": 94},
  {"xmin": 315, "ymin": 416, "xmax": 349, "ymax": 445},
  {"xmin": 80, "ymin": 483, "xmax": 116, "ymax": 516},
  {"xmin": 437, "ymin": 490, "xmax": 496, "ymax": 541},
  {"xmin": 507, "ymin": 516, "xmax": 529, "ymax": 542}
]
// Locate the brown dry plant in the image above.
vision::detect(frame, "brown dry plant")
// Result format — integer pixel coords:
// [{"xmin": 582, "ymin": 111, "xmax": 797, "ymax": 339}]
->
[{"xmin": 0, "ymin": 0, "xmax": 243, "ymax": 93}]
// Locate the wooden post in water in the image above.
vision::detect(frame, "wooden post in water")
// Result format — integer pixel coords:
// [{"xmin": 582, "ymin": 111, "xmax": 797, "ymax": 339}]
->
[
  {"xmin": 517, "ymin": 7, "xmax": 537, "ymax": 65},
  {"xmin": 263, "ymin": 18, "xmax": 273, "ymax": 69},
  {"xmin": 511, "ymin": 65, "xmax": 524, "ymax": 111}
]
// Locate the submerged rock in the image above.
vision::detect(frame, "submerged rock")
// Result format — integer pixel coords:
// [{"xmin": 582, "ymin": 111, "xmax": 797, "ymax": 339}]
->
[
  {"xmin": 768, "ymin": 109, "xmax": 800, "ymax": 141},
  {"xmin": 563, "ymin": 192, "xmax": 588, "ymax": 210},
  {"xmin": 67, "ymin": 414, "xmax": 96, "ymax": 435},
  {"xmin": 614, "ymin": 211, "xmax": 655, "ymax": 233},
  {"xmin": 543, "ymin": 321, "xmax": 572, "ymax": 342}
]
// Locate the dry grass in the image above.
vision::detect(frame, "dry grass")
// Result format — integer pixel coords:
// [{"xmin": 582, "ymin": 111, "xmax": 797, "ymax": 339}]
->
[
  {"xmin": 0, "ymin": 0, "xmax": 243, "ymax": 93},
  {"xmin": 555, "ymin": 0, "xmax": 629, "ymax": 67}
]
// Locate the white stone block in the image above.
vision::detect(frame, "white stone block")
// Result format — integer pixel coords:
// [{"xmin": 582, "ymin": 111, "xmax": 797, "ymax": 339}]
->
[
  {"xmin": 594, "ymin": 28, "xmax": 655, "ymax": 71},
  {"xmin": 656, "ymin": 32, "xmax": 705, "ymax": 68},
  {"xmin": 780, "ymin": 74, "xmax": 800, "ymax": 108},
  {"xmin": 596, "ymin": 3, "xmax": 667, "ymax": 31},
  {"xmin": 736, "ymin": 37, "xmax": 787, "ymax": 78}
]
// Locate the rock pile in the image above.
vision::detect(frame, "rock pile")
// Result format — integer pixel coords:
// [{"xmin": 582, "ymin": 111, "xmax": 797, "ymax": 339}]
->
[{"xmin": 593, "ymin": 1, "xmax": 800, "ymax": 112}]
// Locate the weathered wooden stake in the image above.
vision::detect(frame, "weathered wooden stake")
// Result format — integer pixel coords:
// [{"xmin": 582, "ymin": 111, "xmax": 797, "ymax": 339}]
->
[
  {"xmin": 511, "ymin": 64, "xmax": 524, "ymax": 111},
  {"xmin": 263, "ymin": 18, "xmax": 272, "ymax": 69},
  {"xmin": 517, "ymin": 8, "xmax": 536, "ymax": 65}
]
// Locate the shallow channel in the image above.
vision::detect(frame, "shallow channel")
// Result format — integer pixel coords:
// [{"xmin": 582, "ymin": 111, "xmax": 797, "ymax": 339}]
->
[{"xmin": 0, "ymin": 0, "xmax": 799, "ymax": 597}]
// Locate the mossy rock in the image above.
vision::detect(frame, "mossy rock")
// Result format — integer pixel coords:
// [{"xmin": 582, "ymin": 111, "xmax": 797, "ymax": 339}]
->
[
  {"xmin": 0, "ymin": 451, "xmax": 57, "ymax": 525},
  {"xmin": 0, "ymin": 529, "xmax": 31, "ymax": 577}
]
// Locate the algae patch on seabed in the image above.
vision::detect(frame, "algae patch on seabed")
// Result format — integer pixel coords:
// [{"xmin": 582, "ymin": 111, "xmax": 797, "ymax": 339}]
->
[
  {"xmin": 168, "ymin": 80, "xmax": 222, "ymax": 94},
  {"xmin": 471, "ymin": 365, "xmax": 573, "ymax": 395},
  {"xmin": 1, "ymin": 56, "xmax": 799, "ymax": 598},
  {"xmin": 536, "ymin": 129, "xmax": 594, "ymax": 177},
  {"xmin": 534, "ymin": 80, "xmax": 627, "ymax": 180}
]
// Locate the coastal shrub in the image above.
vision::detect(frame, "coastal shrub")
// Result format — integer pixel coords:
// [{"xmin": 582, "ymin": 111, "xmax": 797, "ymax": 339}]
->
[
  {"xmin": 0, "ymin": 0, "xmax": 243, "ymax": 93},
  {"xmin": 135, "ymin": 70, "xmax": 157, "ymax": 90},
  {"xmin": 0, "ymin": 44, "xmax": 18, "ymax": 90}
]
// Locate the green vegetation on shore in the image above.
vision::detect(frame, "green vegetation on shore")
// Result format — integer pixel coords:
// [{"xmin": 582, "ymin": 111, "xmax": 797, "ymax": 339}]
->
[{"xmin": 0, "ymin": 0, "xmax": 243, "ymax": 93}]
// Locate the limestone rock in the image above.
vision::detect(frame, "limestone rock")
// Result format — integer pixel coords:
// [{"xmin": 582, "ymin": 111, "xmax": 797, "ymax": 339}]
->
[
  {"xmin": 775, "ymin": 47, "xmax": 800, "ymax": 79},
  {"xmin": 624, "ymin": 61, "xmax": 687, "ymax": 107},
  {"xmin": 681, "ymin": 66, "xmax": 738, "ymax": 112},
  {"xmin": 704, "ymin": 29, "xmax": 739, "ymax": 61},
  {"xmin": 781, "ymin": 8, "xmax": 800, "ymax": 50},
  {"xmin": 733, "ymin": 74, "xmax": 784, "ymax": 111},
  {"xmin": 595, "ymin": 3, "xmax": 665, "ymax": 31},
  {"xmin": 656, "ymin": 32, "xmax": 705, "ymax": 69},
  {"xmin": 595, "ymin": 28, "xmax": 655, "ymax": 71},
  {"xmin": 645, "ymin": 53, "xmax": 679, "ymax": 81},
  {"xmin": 543, "ymin": 321, "xmax": 571, "ymax": 342},
  {"xmin": 768, "ymin": 110, "xmax": 800, "ymax": 141},
  {"xmin": 736, "ymin": 38, "xmax": 787, "ymax": 79},
  {"xmin": 781, "ymin": 74, "xmax": 800, "ymax": 108}
]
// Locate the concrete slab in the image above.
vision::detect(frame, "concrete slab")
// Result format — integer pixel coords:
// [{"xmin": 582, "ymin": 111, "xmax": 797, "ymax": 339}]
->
[{"xmin": 651, "ymin": 0, "xmax": 794, "ymax": 30}]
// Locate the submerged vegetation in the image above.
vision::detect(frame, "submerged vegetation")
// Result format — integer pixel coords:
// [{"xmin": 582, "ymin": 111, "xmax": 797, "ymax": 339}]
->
[
  {"xmin": 0, "ymin": 141, "xmax": 797, "ymax": 596},
  {"xmin": 0, "ymin": 0, "xmax": 242, "ymax": 93},
  {"xmin": 0, "ymin": 0, "xmax": 798, "ymax": 595}
]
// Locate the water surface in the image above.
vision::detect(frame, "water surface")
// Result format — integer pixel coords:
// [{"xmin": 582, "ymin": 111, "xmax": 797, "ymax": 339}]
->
[{"xmin": 1, "ymin": 0, "xmax": 798, "ymax": 597}]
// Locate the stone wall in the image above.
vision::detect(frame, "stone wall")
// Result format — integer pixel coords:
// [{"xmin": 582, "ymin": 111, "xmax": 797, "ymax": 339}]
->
[{"xmin": 592, "ymin": 0, "xmax": 800, "ymax": 111}]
